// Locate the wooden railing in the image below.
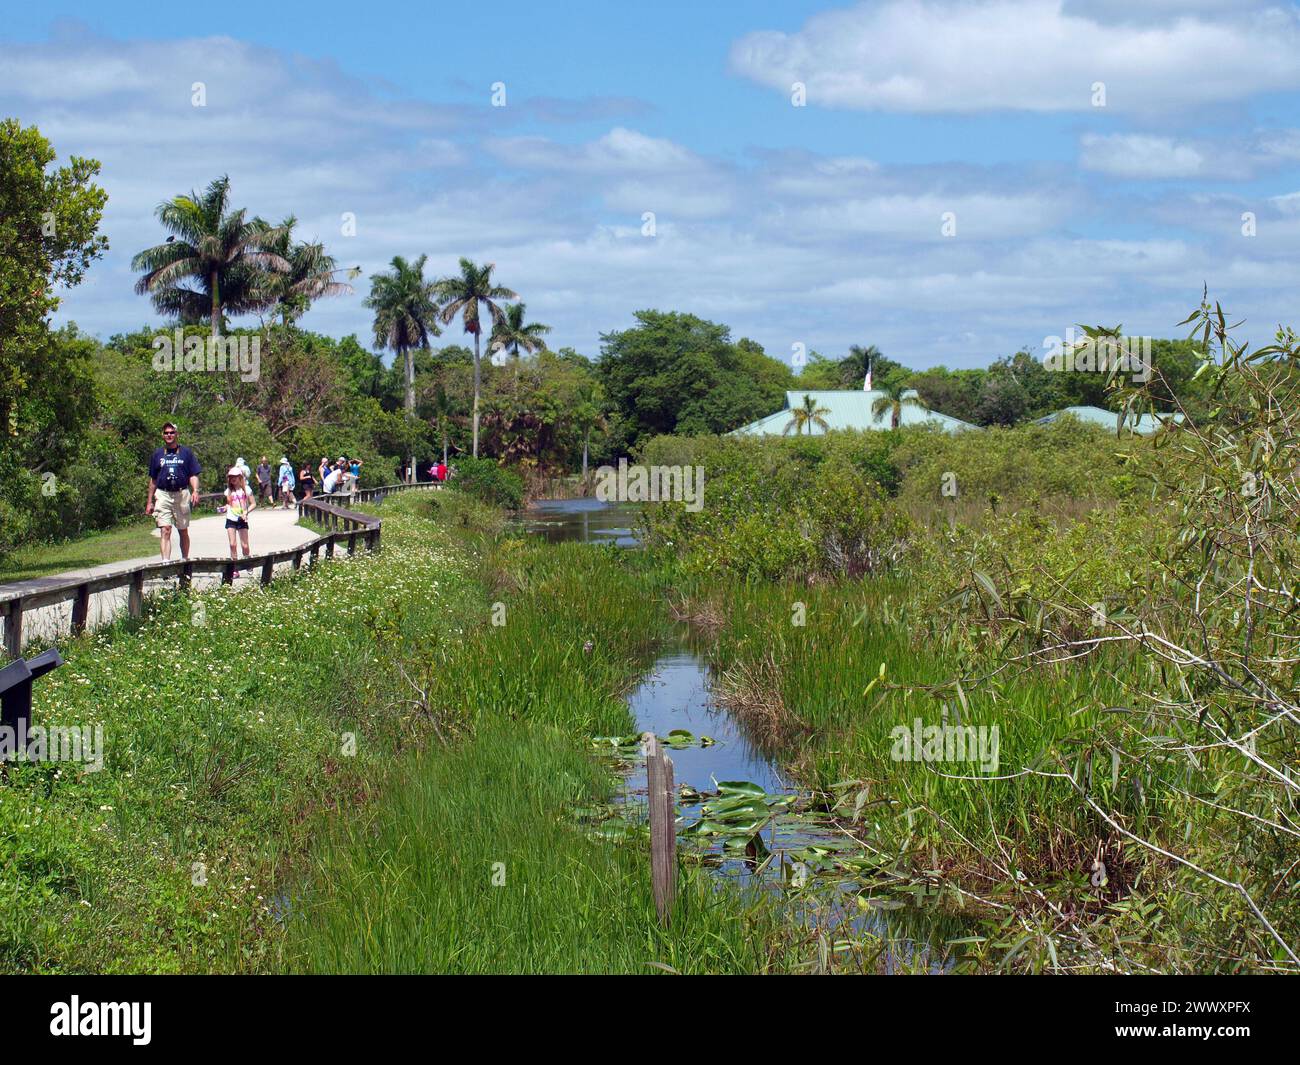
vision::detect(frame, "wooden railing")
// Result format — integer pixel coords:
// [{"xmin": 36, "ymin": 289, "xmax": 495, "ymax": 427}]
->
[{"xmin": 0, "ymin": 481, "xmax": 435, "ymax": 660}]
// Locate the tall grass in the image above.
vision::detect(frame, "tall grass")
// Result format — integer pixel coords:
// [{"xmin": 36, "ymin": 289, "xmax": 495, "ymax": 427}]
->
[
  {"xmin": 283, "ymin": 721, "xmax": 791, "ymax": 974},
  {"xmin": 679, "ymin": 579, "xmax": 1167, "ymax": 910},
  {"xmin": 281, "ymin": 533, "xmax": 799, "ymax": 973}
]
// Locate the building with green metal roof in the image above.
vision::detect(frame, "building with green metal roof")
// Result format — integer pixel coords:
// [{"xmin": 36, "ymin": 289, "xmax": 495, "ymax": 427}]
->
[
  {"xmin": 1031, "ymin": 405, "xmax": 1184, "ymax": 436},
  {"xmin": 730, "ymin": 390, "xmax": 979, "ymax": 436}
]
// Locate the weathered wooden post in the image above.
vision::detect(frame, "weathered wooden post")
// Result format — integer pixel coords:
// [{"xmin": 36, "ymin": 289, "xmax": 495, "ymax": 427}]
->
[
  {"xmin": 261, "ymin": 556, "xmax": 274, "ymax": 585},
  {"xmin": 2, "ymin": 600, "xmax": 22, "ymax": 661},
  {"xmin": 71, "ymin": 583, "xmax": 91, "ymax": 635},
  {"xmin": 643, "ymin": 732, "xmax": 677, "ymax": 926},
  {"xmin": 127, "ymin": 571, "xmax": 145, "ymax": 617}
]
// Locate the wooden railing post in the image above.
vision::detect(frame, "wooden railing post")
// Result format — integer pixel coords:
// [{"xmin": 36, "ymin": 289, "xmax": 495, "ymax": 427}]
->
[
  {"xmin": 643, "ymin": 733, "xmax": 677, "ymax": 926},
  {"xmin": 261, "ymin": 557, "xmax": 274, "ymax": 585},
  {"xmin": 71, "ymin": 583, "xmax": 91, "ymax": 635},
  {"xmin": 127, "ymin": 571, "xmax": 145, "ymax": 618},
  {"xmin": 3, "ymin": 601, "xmax": 22, "ymax": 660},
  {"xmin": 180, "ymin": 562, "xmax": 192, "ymax": 591}
]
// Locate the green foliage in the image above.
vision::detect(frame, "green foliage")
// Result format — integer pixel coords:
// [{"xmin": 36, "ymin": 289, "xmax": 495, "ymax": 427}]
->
[
  {"xmin": 598, "ymin": 311, "xmax": 792, "ymax": 448},
  {"xmin": 447, "ymin": 456, "xmax": 524, "ymax": 510},
  {"xmin": 637, "ymin": 433, "xmax": 908, "ymax": 580},
  {"xmin": 419, "ymin": 489, "xmax": 506, "ymax": 535},
  {"xmin": 891, "ymin": 419, "xmax": 1144, "ymax": 513},
  {"xmin": 0, "ymin": 120, "xmax": 107, "ymax": 432}
]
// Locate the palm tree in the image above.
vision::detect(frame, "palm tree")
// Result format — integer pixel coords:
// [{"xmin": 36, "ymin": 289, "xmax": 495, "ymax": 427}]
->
[
  {"xmin": 489, "ymin": 301, "xmax": 551, "ymax": 379},
  {"xmin": 573, "ymin": 381, "xmax": 608, "ymax": 483},
  {"xmin": 261, "ymin": 216, "xmax": 359, "ymax": 325},
  {"xmin": 428, "ymin": 382, "xmax": 457, "ymax": 467},
  {"xmin": 842, "ymin": 343, "xmax": 884, "ymax": 389},
  {"xmin": 871, "ymin": 383, "xmax": 925, "ymax": 429},
  {"xmin": 365, "ymin": 255, "xmax": 441, "ymax": 479},
  {"xmin": 435, "ymin": 258, "xmax": 517, "ymax": 458},
  {"xmin": 131, "ymin": 175, "xmax": 288, "ymax": 336},
  {"xmin": 784, "ymin": 394, "xmax": 831, "ymax": 436}
]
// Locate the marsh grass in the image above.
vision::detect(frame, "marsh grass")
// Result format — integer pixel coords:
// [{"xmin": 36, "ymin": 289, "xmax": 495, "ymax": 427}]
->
[
  {"xmin": 676, "ymin": 578, "xmax": 1158, "ymax": 905},
  {"xmin": 282, "ymin": 721, "xmax": 794, "ymax": 974},
  {"xmin": 281, "ymin": 534, "xmax": 801, "ymax": 973}
]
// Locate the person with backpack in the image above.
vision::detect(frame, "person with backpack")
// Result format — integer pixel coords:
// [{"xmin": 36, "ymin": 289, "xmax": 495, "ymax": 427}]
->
[
  {"xmin": 277, "ymin": 456, "xmax": 296, "ymax": 509},
  {"xmin": 146, "ymin": 422, "xmax": 201, "ymax": 560}
]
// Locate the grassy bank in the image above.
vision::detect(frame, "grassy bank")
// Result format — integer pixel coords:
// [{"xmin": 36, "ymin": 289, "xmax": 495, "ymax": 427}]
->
[
  {"xmin": 673, "ymin": 574, "xmax": 1298, "ymax": 973},
  {"xmin": 0, "ymin": 517, "xmax": 159, "ymax": 582},
  {"xmin": 281, "ymin": 511, "xmax": 799, "ymax": 974},
  {"xmin": 0, "ymin": 493, "xmax": 480, "ymax": 973}
]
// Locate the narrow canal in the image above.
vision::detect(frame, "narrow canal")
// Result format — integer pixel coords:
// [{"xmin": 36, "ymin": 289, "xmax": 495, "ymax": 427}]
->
[{"xmin": 520, "ymin": 497, "xmax": 960, "ymax": 971}]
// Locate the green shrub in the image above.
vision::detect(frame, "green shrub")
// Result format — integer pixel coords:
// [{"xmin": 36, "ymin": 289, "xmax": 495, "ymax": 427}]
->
[
  {"xmin": 639, "ymin": 437, "xmax": 910, "ymax": 581},
  {"xmin": 892, "ymin": 418, "xmax": 1146, "ymax": 512},
  {"xmin": 448, "ymin": 456, "xmax": 524, "ymax": 510},
  {"xmin": 422, "ymin": 489, "xmax": 506, "ymax": 535}
]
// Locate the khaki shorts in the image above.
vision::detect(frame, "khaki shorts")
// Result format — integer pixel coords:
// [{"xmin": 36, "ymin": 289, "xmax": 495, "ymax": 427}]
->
[{"xmin": 154, "ymin": 488, "xmax": 192, "ymax": 530}]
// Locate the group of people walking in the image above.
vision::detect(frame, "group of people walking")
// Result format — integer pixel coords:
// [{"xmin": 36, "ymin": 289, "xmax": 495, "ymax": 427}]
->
[
  {"xmin": 146, "ymin": 423, "xmax": 366, "ymax": 575},
  {"xmin": 253, "ymin": 454, "xmax": 364, "ymax": 507}
]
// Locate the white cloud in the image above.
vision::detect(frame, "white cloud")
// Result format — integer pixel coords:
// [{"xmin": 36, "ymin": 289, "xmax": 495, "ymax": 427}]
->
[
  {"xmin": 4, "ymin": 24, "xmax": 1296, "ymax": 371},
  {"xmin": 1081, "ymin": 128, "xmax": 1300, "ymax": 180},
  {"xmin": 1081, "ymin": 133, "xmax": 1206, "ymax": 178},
  {"xmin": 486, "ymin": 127, "xmax": 707, "ymax": 175},
  {"xmin": 730, "ymin": 0, "xmax": 1300, "ymax": 113}
]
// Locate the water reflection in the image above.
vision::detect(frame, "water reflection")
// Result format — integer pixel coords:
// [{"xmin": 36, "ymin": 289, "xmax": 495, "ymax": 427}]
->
[{"xmin": 520, "ymin": 498, "xmax": 639, "ymax": 546}]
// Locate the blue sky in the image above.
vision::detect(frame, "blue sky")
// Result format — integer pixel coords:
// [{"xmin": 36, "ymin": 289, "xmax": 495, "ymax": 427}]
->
[{"xmin": 5, "ymin": 1, "xmax": 1300, "ymax": 370}]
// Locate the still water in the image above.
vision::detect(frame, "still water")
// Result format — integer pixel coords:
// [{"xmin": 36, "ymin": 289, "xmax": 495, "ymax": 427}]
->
[
  {"xmin": 521, "ymin": 498, "xmax": 640, "ymax": 546},
  {"xmin": 523, "ymin": 497, "xmax": 960, "ymax": 970},
  {"xmin": 521, "ymin": 498, "xmax": 783, "ymax": 796}
]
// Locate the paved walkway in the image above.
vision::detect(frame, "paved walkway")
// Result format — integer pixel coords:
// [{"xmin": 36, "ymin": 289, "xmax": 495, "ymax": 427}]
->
[{"xmin": 151, "ymin": 504, "xmax": 317, "ymax": 562}]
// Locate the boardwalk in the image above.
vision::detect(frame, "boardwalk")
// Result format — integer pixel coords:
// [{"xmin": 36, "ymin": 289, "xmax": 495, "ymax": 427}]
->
[
  {"xmin": 5, "ymin": 507, "xmax": 322, "ymax": 649},
  {"xmin": 151, "ymin": 504, "xmax": 318, "ymax": 561}
]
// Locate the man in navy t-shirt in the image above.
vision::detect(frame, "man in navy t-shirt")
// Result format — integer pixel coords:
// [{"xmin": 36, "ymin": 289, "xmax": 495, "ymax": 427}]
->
[{"xmin": 146, "ymin": 422, "xmax": 202, "ymax": 560}]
